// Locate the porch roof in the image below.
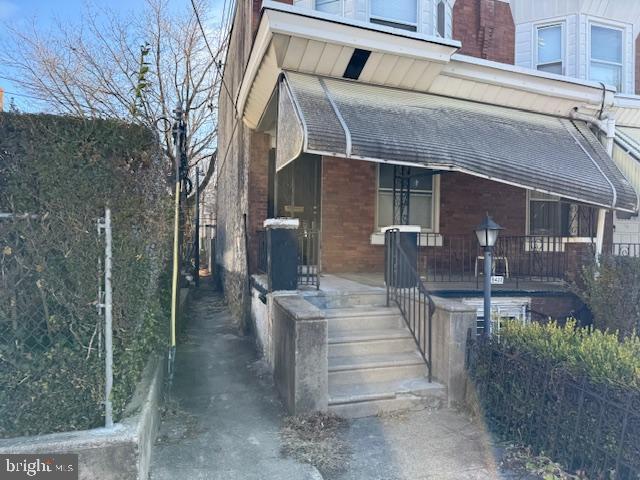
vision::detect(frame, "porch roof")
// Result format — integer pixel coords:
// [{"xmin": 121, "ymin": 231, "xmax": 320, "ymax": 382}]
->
[{"xmin": 278, "ymin": 72, "xmax": 638, "ymax": 214}]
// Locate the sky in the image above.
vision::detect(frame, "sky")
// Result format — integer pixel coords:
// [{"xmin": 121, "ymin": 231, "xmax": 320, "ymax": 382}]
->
[{"xmin": 0, "ymin": 0, "xmax": 226, "ymax": 111}]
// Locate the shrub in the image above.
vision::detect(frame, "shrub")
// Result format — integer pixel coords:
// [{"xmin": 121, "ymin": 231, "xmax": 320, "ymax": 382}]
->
[
  {"xmin": 499, "ymin": 320, "xmax": 640, "ymax": 388},
  {"xmin": 576, "ymin": 255, "xmax": 640, "ymax": 338},
  {"xmin": 0, "ymin": 113, "xmax": 171, "ymax": 437},
  {"xmin": 469, "ymin": 321, "xmax": 640, "ymax": 479}
]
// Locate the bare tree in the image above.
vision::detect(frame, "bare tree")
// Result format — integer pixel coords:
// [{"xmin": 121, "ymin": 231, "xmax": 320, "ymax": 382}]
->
[{"xmin": 0, "ymin": 0, "xmax": 221, "ymax": 181}]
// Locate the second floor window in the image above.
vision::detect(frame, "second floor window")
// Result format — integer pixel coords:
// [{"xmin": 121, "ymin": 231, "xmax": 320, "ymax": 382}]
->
[
  {"xmin": 590, "ymin": 24, "xmax": 623, "ymax": 92},
  {"xmin": 370, "ymin": 0, "xmax": 417, "ymax": 32},
  {"xmin": 437, "ymin": 1, "xmax": 446, "ymax": 37},
  {"xmin": 316, "ymin": 0, "xmax": 341, "ymax": 15},
  {"xmin": 536, "ymin": 24, "xmax": 563, "ymax": 74}
]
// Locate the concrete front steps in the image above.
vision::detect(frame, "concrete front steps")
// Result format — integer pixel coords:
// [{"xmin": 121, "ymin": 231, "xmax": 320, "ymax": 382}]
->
[{"xmin": 325, "ymin": 304, "xmax": 446, "ymax": 418}]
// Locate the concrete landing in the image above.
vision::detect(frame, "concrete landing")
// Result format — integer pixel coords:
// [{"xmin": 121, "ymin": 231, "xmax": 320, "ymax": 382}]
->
[
  {"xmin": 334, "ymin": 408, "xmax": 507, "ymax": 480},
  {"xmin": 149, "ymin": 282, "xmax": 321, "ymax": 480}
]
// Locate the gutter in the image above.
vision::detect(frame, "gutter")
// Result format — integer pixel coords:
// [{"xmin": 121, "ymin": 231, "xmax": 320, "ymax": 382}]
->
[{"xmin": 569, "ymin": 108, "xmax": 616, "ymax": 156}]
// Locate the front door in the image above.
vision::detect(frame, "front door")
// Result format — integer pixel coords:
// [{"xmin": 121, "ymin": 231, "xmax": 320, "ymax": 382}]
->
[
  {"xmin": 275, "ymin": 153, "xmax": 321, "ymax": 231},
  {"xmin": 275, "ymin": 154, "xmax": 321, "ymax": 274}
]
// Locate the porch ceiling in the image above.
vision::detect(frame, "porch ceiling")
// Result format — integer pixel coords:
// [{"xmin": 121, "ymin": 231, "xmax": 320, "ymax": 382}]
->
[
  {"xmin": 239, "ymin": 2, "xmax": 614, "ymax": 130},
  {"xmin": 278, "ymin": 72, "xmax": 638, "ymax": 214}
]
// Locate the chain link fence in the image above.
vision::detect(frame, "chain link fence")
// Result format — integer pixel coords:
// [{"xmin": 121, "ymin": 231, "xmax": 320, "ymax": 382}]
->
[
  {"xmin": 0, "ymin": 113, "xmax": 171, "ymax": 438},
  {"xmin": 0, "ymin": 212, "xmax": 106, "ymax": 436}
]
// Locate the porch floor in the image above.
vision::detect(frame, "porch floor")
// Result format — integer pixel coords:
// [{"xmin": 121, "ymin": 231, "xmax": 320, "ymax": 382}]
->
[{"xmin": 316, "ymin": 273, "xmax": 567, "ymax": 296}]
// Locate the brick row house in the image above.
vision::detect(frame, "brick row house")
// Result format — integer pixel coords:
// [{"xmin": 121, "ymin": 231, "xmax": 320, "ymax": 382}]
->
[{"xmin": 214, "ymin": 0, "xmax": 640, "ymax": 415}]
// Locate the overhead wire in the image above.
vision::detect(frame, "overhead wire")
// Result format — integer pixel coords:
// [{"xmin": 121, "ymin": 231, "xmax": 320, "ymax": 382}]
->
[{"xmin": 189, "ymin": 0, "xmax": 242, "ymax": 191}]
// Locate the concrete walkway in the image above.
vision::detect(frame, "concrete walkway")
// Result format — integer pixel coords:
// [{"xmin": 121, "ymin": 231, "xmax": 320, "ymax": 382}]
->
[
  {"xmin": 334, "ymin": 408, "xmax": 505, "ymax": 480},
  {"xmin": 150, "ymin": 283, "xmax": 322, "ymax": 480},
  {"xmin": 150, "ymin": 282, "xmax": 512, "ymax": 480}
]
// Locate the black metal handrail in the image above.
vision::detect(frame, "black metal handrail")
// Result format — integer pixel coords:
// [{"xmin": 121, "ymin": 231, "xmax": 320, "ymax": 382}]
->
[
  {"xmin": 297, "ymin": 228, "xmax": 320, "ymax": 289},
  {"xmin": 385, "ymin": 229, "xmax": 432, "ymax": 382}
]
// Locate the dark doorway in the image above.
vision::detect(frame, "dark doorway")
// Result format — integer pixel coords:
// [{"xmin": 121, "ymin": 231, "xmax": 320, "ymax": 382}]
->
[{"xmin": 275, "ymin": 153, "xmax": 322, "ymax": 231}]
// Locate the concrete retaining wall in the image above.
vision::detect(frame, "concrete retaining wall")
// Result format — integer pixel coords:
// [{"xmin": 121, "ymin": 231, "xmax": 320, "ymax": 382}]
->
[
  {"xmin": 272, "ymin": 295, "xmax": 328, "ymax": 414},
  {"xmin": 0, "ymin": 355, "xmax": 164, "ymax": 480},
  {"xmin": 430, "ymin": 296, "xmax": 476, "ymax": 406}
]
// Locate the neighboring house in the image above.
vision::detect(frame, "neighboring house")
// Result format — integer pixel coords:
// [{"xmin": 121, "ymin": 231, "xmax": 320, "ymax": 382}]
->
[
  {"xmin": 215, "ymin": 0, "xmax": 640, "ymax": 415},
  {"xmin": 508, "ymin": 0, "xmax": 640, "ymax": 245}
]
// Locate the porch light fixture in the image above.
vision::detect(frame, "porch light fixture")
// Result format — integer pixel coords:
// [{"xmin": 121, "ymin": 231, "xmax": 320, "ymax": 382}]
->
[
  {"xmin": 474, "ymin": 214, "xmax": 503, "ymax": 248},
  {"xmin": 474, "ymin": 214, "xmax": 503, "ymax": 337}
]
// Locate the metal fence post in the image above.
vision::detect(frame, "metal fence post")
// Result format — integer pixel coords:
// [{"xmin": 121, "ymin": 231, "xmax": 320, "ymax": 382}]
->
[{"xmin": 98, "ymin": 208, "xmax": 114, "ymax": 428}]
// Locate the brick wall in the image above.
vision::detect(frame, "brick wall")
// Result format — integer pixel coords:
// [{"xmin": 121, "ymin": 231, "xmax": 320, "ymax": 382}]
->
[
  {"xmin": 452, "ymin": 0, "xmax": 515, "ymax": 64},
  {"xmin": 319, "ymin": 160, "xmax": 528, "ymax": 273},
  {"xmin": 217, "ymin": 0, "xmax": 294, "ymax": 326},
  {"xmin": 530, "ymin": 295, "xmax": 583, "ymax": 321},
  {"xmin": 439, "ymin": 173, "xmax": 526, "ymax": 235},
  {"xmin": 252, "ymin": 0, "xmax": 292, "ymax": 35},
  {"xmin": 320, "ymin": 157, "xmax": 384, "ymax": 273},
  {"xmin": 247, "ymin": 132, "xmax": 271, "ymax": 273}
]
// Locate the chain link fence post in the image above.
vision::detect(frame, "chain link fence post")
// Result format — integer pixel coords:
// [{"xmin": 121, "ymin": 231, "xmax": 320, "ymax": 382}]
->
[{"xmin": 98, "ymin": 208, "xmax": 114, "ymax": 428}]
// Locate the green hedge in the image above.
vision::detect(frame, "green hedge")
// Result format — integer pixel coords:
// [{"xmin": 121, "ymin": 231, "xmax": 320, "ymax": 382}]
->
[
  {"xmin": 469, "ymin": 321, "xmax": 640, "ymax": 478},
  {"xmin": 0, "ymin": 113, "xmax": 171, "ymax": 437},
  {"xmin": 499, "ymin": 320, "xmax": 640, "ymax": 388}
]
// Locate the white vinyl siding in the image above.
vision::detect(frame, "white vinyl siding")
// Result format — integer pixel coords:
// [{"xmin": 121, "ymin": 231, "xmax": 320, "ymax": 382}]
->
[
  {"xmin": 515, "ymin": 22, "xmax": 533, "ymax": 68},
  {"xmin": 516, "ymin": 11, "xmax": 633, "ymax": 94}
]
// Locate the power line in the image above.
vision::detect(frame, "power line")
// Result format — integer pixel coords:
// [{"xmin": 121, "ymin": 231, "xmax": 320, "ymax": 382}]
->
[
  {"xmin": 189, "ymin": 0, "xmax": 234, "ymax": 105},
  {"xmin": 1, "ymin": 90, "xmax": 47, "ymax": 102},
  {"xmin": 189, "ymin": 0, "xmax": 243, "ymax": 192}
]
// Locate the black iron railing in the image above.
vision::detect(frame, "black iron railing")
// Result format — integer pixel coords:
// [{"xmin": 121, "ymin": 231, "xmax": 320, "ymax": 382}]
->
[
  {"xmin": 610, "ymin": 243, "xmax": 640, "ymax": 257},
  {"xmin": 385, "ymin": 229, "xmax": 432, "ymax": 382},
  {"xmin": 416, "ymin": 233, "xmax": 572, "ymax": 287},
  {"xmin": 297, "ymin": 228, "xmax": 320, "ymax": 289},
  {"xmin": 466, "ymin": 336, "xmax": 640, "ymax": 479},
  {"xmin": 256, "ymin": 230, "xmax": 267, "ymax": 274}
]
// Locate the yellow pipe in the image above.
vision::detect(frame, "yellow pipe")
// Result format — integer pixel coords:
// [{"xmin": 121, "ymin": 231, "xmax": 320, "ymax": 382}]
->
[{"xmin": 170, "ymin": 179, "xmax": 180, "ymax": 347}]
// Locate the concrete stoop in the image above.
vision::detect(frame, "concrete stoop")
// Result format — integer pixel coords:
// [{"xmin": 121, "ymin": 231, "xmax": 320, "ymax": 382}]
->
[{"xmin": 325, "ymin": 303, "xmax": 446, "ymax": 418}]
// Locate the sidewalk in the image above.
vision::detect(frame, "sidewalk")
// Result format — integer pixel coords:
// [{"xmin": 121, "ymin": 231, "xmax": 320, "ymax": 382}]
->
[
  {"xmin": 150, "ymin": 282, "xmax": 512, "ymax": 480},
  {"xmin": 150, "ymin": 282, "xmax": 321, "ymax": 480}
]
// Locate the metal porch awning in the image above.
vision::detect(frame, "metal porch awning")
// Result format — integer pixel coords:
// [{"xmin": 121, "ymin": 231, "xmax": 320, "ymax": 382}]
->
[{"xmin": 276, "ymin": 71, "xmax": 638, "ymax": 213}]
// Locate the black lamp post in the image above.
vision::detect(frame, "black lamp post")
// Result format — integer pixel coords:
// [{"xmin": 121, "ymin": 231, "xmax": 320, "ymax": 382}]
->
[{"xmin": 474, "ymin": 214, "xmax": 503, "ymax": 337}]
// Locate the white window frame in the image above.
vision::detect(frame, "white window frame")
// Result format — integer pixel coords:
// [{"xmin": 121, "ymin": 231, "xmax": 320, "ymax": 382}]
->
[
  {"xmin": 534, "ymin": 21, "xmax": 565, "ymax": 75},
  {"xmin": 368, "ymin": 0, "xmax": 419, "ymax": 32},
  {"xmin": 374, "ymin": 164, "xmax": 440, "ymax": 233},
  {"xmin": 587, "ymin": 20, "xmax": 626, "ymax": 93},
  {"xmin": 314, "ymin": 0, "xmax": 344, "ymax": 16}
]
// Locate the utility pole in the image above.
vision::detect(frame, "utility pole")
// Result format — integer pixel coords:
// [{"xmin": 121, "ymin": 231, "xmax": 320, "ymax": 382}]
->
[
  {"xmin": 168, "ymin": 104, "xmax": 184, "ymax": 382},
  {"xmin": 194, "ymin": 166, "xmax": 200, "ymax": 287}
]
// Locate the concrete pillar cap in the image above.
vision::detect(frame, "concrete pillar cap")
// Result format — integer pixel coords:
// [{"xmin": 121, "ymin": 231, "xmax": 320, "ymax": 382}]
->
[
  {"xmin": 381, "ymin": 225, "xmax": 421, "ymax": 233},
  {"xmin": 264, "ymin": 218, "xmax": 300, "ymax": 229}
]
